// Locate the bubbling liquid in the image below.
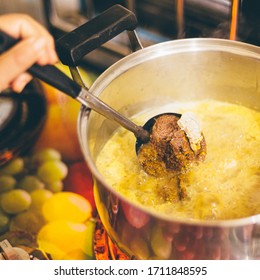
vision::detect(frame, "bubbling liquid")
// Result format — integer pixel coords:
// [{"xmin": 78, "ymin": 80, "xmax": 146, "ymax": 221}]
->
[{"xmin": 96, "ymin": 100, "xmax": 260, "ymax": 220}]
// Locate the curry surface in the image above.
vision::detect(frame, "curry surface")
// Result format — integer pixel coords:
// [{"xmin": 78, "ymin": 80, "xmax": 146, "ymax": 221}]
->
[{"xmin": 96, "ymin": 100, "xmax": 260, "ymax": 220}]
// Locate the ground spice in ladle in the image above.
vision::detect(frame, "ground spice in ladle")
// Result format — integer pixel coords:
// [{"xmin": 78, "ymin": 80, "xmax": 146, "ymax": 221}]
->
[{"xmin": 137, "ymin": 112, "xmax": 207, "ymax": 177}]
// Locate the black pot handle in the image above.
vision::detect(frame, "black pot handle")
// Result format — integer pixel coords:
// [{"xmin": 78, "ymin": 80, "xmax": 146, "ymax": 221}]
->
[{"xmin": 56, "ymin": 4, "xmax": 138, "ymax": 67}]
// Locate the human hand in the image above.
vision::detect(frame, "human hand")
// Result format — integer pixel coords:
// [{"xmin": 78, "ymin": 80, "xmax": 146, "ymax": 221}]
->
[{"xmin": 0, "ymin": 14, "xmax": 58, "ymax": 92}]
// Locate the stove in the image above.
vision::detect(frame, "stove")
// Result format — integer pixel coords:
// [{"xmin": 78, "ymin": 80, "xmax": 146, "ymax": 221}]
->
[
  {"xmin": 94, "ymin": 219, "xmax": 130, "ymax": 260},
  {"xmin": 42, "ymin": 0, "xmax": 260, "ymax": 71}
]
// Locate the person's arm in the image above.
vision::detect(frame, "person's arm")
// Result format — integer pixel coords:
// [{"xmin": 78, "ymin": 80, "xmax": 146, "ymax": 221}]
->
[{"xmin": 0, "ymin": 13, "xmax": 58, "ymax": 92}]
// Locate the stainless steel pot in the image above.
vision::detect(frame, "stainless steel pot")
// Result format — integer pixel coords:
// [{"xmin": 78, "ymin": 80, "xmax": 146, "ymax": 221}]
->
[{"xmin": 60, "ymin": 5, "xmax": 260, "ymax": 259}]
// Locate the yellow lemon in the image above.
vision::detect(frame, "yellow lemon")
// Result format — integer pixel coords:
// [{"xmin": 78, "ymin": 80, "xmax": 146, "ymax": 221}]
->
[
  {"xmin": 37, "ymin": 220, "xmax": 93, "ymax": 260},
  {"xmin": 42, "ymin": 191, "xmax": 92, "ymax": 223}
]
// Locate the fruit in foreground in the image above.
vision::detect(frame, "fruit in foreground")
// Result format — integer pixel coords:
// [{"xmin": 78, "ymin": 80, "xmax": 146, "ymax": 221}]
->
[
  {"xmin": 45, "ymin": 181, "xmax": 64, "ymax": 193},
  {"xmin": 37, "ymin": 160, "xmax": 68, "ymax": 184},
  {"xmin": 17, "ymin": 175, "xmax": 45, "ymax": 192},
  {"xmin": 30, "ymin": 189, "xmax": 53, "ymax": 211},
  {"xmin": 0, "ymin": 175, "xmax": 16, "ymax": 193},
  {"xmin": 0, "ymin": 157, "xmax": 24, "ymax": 175},
  {"xmin": 63, "ymin": 161, "xmax": 95, "ymax": 209},
  {"xmin": 31, "ymin": 148, "xmax": 61, "ymax": 164},
  {"xmin": 42, "ymin": 191, "xmax": 92, "ymax": 223},
  {"xmin": 37, "ymin": 220, "xmax": 94, "ymax": 259},
  {"xmin": 9, "ymin": 210, "xmax": 45, "ymax": 235},
  {"xmin": 0, "ymin": 189, "xmax": 31, "ymax": 214}
]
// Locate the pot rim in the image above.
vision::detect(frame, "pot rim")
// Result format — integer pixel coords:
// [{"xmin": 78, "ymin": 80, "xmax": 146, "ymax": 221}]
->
[{"xmin": 78, "ymin": 37, "xmax": 260, "ymax": 228}]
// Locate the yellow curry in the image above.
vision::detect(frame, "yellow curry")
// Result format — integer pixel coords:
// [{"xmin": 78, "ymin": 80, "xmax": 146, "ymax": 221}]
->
[{"xmin": 96, "ymin": 100, "xmax": 260, "ymax": 220}]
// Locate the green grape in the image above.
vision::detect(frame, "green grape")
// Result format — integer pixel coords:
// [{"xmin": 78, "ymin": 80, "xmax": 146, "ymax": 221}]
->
[
  {"xmin": 31, "ymin": 148, "xmax": 61, "ymax": 164},
  {"xmin": 17, "ymin": 175, "xmax": 45, "ymax": 192},
  {"xmin": 0, "ymin": 175, "xmax": 16, "ymax": 193},
  {"xmin": 37, "ymin": 160, "xmax": 68, "ymax": 184},
  {"xmin": 0, "ymin": 157, "xmax": 24, "ymax": 175},
  {"xmin": 0, "ymin": 189, "xmax": 31, "ymax": 214},
  {"xmin": 0, "ymin": 209, "xmax": 10, "ymax": 234},
  {"xmin": 30, "ymin": 189, "xmax": 53, "ymax": 212},
  {"xmin": 45, "ymin": 181, "xmax": 64, "ymax": 193},
  {"xmin": 9, "ymin": 210, "xmax": 45, "ymax": 235}
]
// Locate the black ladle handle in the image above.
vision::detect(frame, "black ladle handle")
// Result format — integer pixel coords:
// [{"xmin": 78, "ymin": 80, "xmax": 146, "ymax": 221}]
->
[
  {"xmin": 56, "ymin": 4, "xmax": 138, "ymax": 66},
  {"xmin": 0, "ymin": 30, "xmax": 81, "ymax": 99}
]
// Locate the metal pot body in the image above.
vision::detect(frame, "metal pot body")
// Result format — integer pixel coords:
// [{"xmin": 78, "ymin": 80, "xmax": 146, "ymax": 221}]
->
[{"xmin": 78, "ymin": 38, "xmax": 260, "ymax": 260}]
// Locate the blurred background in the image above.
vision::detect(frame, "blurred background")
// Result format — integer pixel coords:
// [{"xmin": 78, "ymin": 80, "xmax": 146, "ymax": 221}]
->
[{"xmin": 0, "ymin": 0, "xmax": 259, "ymax": 71}]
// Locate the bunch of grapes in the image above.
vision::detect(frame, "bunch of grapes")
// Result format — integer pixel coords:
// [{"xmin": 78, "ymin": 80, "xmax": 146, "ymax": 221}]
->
[{"xmin": 0, "ymin": 148, "xmax": 68, "ymax": 236}]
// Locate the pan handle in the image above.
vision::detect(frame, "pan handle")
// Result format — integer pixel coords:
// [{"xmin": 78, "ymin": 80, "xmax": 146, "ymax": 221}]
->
[{"xmin": 56, "ymin": 4, "xmax": 138, "ymax": 67}]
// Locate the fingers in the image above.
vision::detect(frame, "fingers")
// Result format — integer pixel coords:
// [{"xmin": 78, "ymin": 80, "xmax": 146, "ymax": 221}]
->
[
  {"xmin": 0, "ymin": 14, "xmax": 58, "ymax": 65},
  {"xmin": 0, "ymin": 14, "xmax": 58, "ymax": 92},
  {"xmin": 0, "ymin": 37, "xmax": 43, "ymax": 91},
  {"xmin": 10, "ymin": 73, "xmax": 33, "ymax": 93}
]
